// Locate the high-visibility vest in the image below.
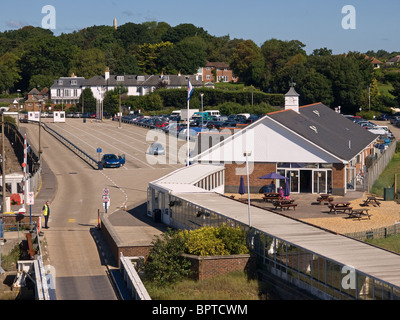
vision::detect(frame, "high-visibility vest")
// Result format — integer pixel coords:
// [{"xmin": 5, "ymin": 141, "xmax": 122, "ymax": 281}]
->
[{"xmin": 43, "ymin": 204, "xmax": 49, "ymax": 216}]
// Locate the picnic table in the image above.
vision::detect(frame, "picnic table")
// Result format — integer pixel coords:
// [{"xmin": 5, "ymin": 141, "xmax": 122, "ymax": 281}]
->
[
  {"xmin": 328, "ymin": 202, "xmax": 352, "ymax": 214},
  {"xmin": 272, "ymin": 199, "xmax": 297, "ymax": 211},
  {"xmin": 347, "ymin": 208, "xmax": 371, "ymax": 220},
  {"xmin": 263, "ymin": 193, "xmax": 282, "ymax": 202},
  {"xmin": 316, "ymin": 194, "xmax": 333, "ymax": 205},
  {"xmin": 362, "ymin": 196, "xmax": 381, "ymax": 207}
]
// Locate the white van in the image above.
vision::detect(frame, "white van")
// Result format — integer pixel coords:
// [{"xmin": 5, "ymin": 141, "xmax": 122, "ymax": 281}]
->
[{"xmin": 205, "ymin": 110, "xmax": 220, "ymax": 117}]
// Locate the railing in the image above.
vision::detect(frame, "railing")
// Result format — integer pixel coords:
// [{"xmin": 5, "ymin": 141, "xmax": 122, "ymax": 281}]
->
[
  {"xmin": 6, "ymin": 222, "xmax": 52, "ymax": 300},
  {"xmin": 366, "ymin": 141, "xmax": 396, "ymax": 192},
  {"xmin": 42, "ymin": 123, "xmax": 98, "ymax": 169},
  {"xmin": 119, "ymin": 253, "xmax": 151, "ymax": 300}
]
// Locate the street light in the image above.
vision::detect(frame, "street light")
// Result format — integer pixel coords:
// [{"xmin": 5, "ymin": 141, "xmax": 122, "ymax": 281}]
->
[
  {"xmin": 200, "ymin": 93, "xmax": 204, "ymax": 129},
  {"xmin": 244, "ymin": 151, "xmax": 252, "ymax": 227}
]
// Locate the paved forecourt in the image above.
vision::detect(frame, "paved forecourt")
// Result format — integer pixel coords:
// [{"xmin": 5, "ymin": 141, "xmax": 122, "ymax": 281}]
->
[{"xmin": 22, "ymin": 119, "xmax": 184, "ymax": 299}]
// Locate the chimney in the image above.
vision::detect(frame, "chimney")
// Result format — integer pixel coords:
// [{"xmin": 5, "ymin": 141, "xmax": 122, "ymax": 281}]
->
[
  {"xmin": 284, "ymin": 82, "xmax": 300, "ymax": 112},
  {"xmin": 105, "ymin": 67, "xmax": 110, "ymax": 81}
]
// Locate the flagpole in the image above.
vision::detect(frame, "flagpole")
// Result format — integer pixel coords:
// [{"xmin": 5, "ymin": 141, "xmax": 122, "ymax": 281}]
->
[{"xmin": 187, "ymin": 96, "xmax": 190, "ymax": 166}]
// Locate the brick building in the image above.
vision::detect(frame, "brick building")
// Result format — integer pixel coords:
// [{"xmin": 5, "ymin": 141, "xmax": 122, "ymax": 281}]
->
[
  {"xmin": 199, "ymin": 61, "xmax": 237, "ymax": 83},
  {"xmin": 191, "ymin": 86, "xmax": 378, "ymax": 196}
]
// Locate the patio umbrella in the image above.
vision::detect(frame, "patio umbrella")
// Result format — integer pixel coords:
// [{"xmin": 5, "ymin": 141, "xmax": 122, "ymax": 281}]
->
[
  {"xmin": 284, "ymin": 181, "xmax": 290, "ymax": 198},
  {"xmin": 258, "ymin": 172, "xmax": 287, "ymax": 180},
  {"xmin": 238, "ymin": 176, "xmax": 246, "ymax": 195}
]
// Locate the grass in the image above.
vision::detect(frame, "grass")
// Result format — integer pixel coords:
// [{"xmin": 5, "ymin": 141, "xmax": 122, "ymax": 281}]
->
[
  {"xmin": 1, "ymin": 244, "xmax": 21, "ymax": 271},
  {"xmin": 365, "ymin": 233, "xmax": 400, "ymax": 254},
  {"xmin": 143, "ymin": 271, "xmax": 274, "ymax": 300},
  {"xmin": 370, "ymin": 152, "xmax": 400, "ymax": 196}
]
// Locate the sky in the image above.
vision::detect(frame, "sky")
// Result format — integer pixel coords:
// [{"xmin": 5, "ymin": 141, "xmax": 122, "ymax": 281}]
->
[{"xmin": 1, "ymin": 0, "xmax": 399, "ymax": 54}]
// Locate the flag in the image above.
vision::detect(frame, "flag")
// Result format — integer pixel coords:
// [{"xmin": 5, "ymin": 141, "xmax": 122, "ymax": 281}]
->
[{"xmin": 187, "ymin": 79, "xmax": 194, "ymax": 101}]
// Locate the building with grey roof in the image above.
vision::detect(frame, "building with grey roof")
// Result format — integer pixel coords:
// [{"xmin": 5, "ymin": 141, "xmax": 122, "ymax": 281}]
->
[{"xmin": 190, "ymin": 85, "xmax": 379, "ymax": 196}]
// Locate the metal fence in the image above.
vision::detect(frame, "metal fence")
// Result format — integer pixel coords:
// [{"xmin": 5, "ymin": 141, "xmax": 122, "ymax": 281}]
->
[
  {"xmin": 42, "ymin": 123, "xmax": 98, "ymax": 169},
  {"xmin": 345, "ymin": 223, "xmax": 400, "ymax": 241},
  {"xmin": 366, "ymin": 141, "xmax": 396, "ymax": 192}
]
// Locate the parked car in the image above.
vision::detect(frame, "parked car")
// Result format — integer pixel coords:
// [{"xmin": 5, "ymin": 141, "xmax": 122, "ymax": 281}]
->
[
  {"xmin": 148, "ymin": 143, "xmax": 165, "ymax": 155},
  {"xmin": 376, "ymin": 113, "xmax": 390, "ymax": 121},
  {"xmin": 390, "ymin": 116, "xmax": 400, "ymax": 125},
  {"xmin": 101, "ymin": 154, "xmax": 125, "ymax": 168}
]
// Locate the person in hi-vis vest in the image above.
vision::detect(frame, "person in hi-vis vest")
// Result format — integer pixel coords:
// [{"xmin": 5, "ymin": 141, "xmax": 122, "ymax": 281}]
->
[{"xmin": 42, "ymin": 201, "xmax": 50, "ymax": 229}]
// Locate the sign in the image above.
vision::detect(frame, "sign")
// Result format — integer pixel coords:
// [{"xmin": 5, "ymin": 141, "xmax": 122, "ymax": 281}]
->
[
  {"xmin": 27, "ymin": 192, "xmax": 35, "ymax": 205},
  {"xmin": 97, "ymin": 148, "xmax": 102, "ymax": 153},
  {"xmin": 102, "ymin": 195, "xmax": 110, "ymax": 203},
  {"xmin": 103, "ymin": 188, "xmax": 109, "ymax": 196}
]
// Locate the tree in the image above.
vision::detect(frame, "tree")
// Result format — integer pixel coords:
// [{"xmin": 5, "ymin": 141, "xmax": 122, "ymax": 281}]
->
[
  {"xmin": 69, "ymin": 48, "xmax": 106, "ymax": 78},
  {"xmin": 230, "ymin": 40, "xmax": 266, "ymax": 87},
  {"xmin": 261, "ymin": 39, "xmax": 306, "ymax": 86},
  {"xmin": 137, "ymin": 41, "xmax": 173, "ymax": 74},
  {"xmin": 161, "ymin": 23, "xmax": 209, "ymax": 44},
  {"xmin": 18, "ymin": 35, "xmax": 78, "ymax": 91},
  {"xmin": 0, "ymin": 52, "xmax": 21, "ymax": 94},
  {"xmin": 77, "ymin": 88, "xmax": 97, "ymax": 113}
]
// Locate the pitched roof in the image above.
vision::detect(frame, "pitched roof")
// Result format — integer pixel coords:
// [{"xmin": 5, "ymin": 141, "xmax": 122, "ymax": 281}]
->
[
  {"xmin": 268, "ymin": 103, "xmax": 377, "ymax": 161},
  {"xmin": 205, "ymin": 61, "xmax": 230, "ymax": 69}
]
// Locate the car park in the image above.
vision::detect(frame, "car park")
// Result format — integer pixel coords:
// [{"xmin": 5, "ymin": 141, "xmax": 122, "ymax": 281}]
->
[{"xmin": 101, "ymin": 154, "xmax": 125, "ymax": 168}]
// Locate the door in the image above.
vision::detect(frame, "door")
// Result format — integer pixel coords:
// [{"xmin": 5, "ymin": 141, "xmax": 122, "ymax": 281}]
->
[
  {"xmin": 313, "ymin": 171, "xmax": 327, "ymax": 194},
  {"xmin": 287, "ymin": 170, "xmax": 299, "ymax": 193}
]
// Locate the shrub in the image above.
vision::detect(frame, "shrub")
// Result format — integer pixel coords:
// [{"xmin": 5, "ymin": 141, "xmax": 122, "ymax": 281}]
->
[{"xmin": 144, "ymin": 229, "xmax": 191, "ymax": 286}]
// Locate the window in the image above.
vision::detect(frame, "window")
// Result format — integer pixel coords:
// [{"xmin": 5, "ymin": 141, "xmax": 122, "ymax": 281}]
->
[
  {"xmin": 58, "ymin": 80, "xmax": 63, "ymax": 85},
  {"xmin": 73, "ymin": 89, "xmax": 78, "ymax": 97},
  {"xmin": 71, "ymin": 80, "xmax": 77, "ymax": 85}
]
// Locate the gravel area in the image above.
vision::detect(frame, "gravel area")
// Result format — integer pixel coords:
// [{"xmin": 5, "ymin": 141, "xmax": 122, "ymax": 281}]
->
[{"xmin": 226, "ymin": 192, "xmax": 400, "ymax": 235}]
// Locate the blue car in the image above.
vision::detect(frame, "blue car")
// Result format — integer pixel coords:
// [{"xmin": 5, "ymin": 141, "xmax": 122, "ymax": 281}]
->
[{"xmin": 101, "ymin": 154, "xmax": 125, "ymax": 168}]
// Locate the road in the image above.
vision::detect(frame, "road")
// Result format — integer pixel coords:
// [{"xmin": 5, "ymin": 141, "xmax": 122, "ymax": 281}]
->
[{"xmin": 21, "ymin": 119, "xmax": 185, "ymax": 300}]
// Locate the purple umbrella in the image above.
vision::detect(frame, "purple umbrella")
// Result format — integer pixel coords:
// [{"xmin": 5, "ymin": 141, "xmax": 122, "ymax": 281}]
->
[
  {"xmin": 239, "ymin": 176, "xmax": 246, "ymax": 195},
  {"xmin": 258, "ymin": 172, "xmax": 287, "ymax": 180}
]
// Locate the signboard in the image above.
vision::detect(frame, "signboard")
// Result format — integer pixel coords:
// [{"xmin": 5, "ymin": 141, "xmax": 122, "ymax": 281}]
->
[{"xmin": 27, "ymin": 192, "xmax": 35, "ymax": 205}]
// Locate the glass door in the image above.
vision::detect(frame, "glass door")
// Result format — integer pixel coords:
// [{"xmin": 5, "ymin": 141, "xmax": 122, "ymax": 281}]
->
[
  {"xmin": 287, "ymin": 170, "xmax": 299, "ymax": 193},
  {"xmin": 313, "ymin": 171, "xmax": 327, "ymax": 194}
]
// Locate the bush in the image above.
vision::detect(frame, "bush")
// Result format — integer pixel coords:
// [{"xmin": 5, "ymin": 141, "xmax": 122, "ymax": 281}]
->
[
  {"xmin": 144, "ymin": 229, "xmax": 191, "ymax": 286},
  {"xmin": 179, "ymin": 224, "xmax": 249, "ymax": 256},
  {"xmin": 144, "ymin": 225, "xmax": 250, "ymax": 286}
]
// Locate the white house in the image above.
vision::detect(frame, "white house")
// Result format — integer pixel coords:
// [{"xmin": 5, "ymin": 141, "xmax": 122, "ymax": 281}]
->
[{"xmin": 50, "ymin": 73, "xmax": 85, "ymax": 106}]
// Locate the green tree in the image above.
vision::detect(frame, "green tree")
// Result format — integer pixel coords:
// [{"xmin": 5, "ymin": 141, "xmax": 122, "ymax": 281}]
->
[
  {"xmin": 18, "ymin": 35, "xmax": 78, "ymax": 91},
  {"xmin": 161, "ymin": 23, "xmax": 209, "ymax": 44},
  {"xmin": 0, "ymin": 52, "xmax": 21, "ymax": 94},
  {"xmin": 69, "ymin": 48, "xmax": 106, "ymax": 78},
  {"xmin": 77, "ymin": 88, "xmax": 97, "ymax": 113},
  {"xmin": 230, "ymin": 40, "xmax": 266, "ymax": 87}
]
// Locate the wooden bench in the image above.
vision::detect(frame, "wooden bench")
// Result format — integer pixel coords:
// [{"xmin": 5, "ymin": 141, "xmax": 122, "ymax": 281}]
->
[
  {"xmin": 274, "ymin": 203, "xmax": 297, "ymax": 211},
  {"xmin": 347, "ymin": 209, "xmax": 371, "ymax": 220},
  {"xmin": 328, "ymin": 204, "xmax": 352, "ymax": 214},
  {"xmin": 362, "ymin": 197, "xmax": 381, "ymax": 207},
  {"xmin": 26, "ymin": 233, "xmax": 36, "ymax": 259},
  {"xmin": 316, "ymin": 196, "xmax": 333, "ymax": 205}
]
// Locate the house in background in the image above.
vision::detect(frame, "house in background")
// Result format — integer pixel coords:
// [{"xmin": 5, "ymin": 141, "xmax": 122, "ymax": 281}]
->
[
  {"xmin": 190, "ymin": 86, "xmax": 379, "ymax": 196},
  {"xmin": 24, "ymin": 87, "xmax": 50, "ymax": 111},
  {"xmin": 50, "ymin": 73, "xmax": 85, "ymax": 108},
  {"xmin": 387, "ymin": 55, "xmax": 400, "ymax": 66},
  {"xmin": 198, "ymin": 61, "xmax": 237, "ymax": 83},
  {"xmin": 83, "ymin": 68, "xmax": 203, "ymax": 101}
]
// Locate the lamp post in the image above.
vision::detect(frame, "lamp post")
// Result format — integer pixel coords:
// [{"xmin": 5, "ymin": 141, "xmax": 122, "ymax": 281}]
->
[
  {"xmin": 244, "ymin": 151, "xmax": 252, "ymax": 227},
  {"xmin": 200, "ymin": 93, "xmax": 204, "ymax": 129}
]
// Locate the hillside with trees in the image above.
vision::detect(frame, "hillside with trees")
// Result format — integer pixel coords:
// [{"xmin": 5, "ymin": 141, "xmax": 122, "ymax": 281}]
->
[{"xmin": 0, "ymin": 22, "xmax": 399, "ymax": 115}]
